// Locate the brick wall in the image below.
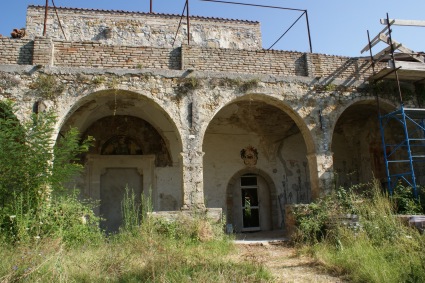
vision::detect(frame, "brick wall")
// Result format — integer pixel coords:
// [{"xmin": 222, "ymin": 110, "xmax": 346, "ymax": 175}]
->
[
  {"xmin": 309, "ymin": 54, "xmax": 380, "ymax": 82},
  {"xmin": 54, "ymin": 41, "xmax": 181, "ymax": 69},
  {"xmin": 182, "ymin": 45, "xmax": 308, "ymax": 77},
  {"xmin": 33, "ymin": 37, "xmax": 53, "ymax": 66},
  {"xmin": 0, "ymin": 38, "xmax": 33, "ymax": 65},
  {"xmin": 181, "ymin": 45, "xmax": 380, "ymax": 81},
  {"xmin": 0, "ymin": 36, "xmax": 383, "ymax": 82}
]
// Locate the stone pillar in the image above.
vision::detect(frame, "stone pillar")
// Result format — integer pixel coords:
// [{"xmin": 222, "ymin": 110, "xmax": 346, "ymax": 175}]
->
[
  {"xmin": 181, "ymin": 150, "xmax": 205, "ymax": 209},
  {"xmin": 307, "ymin": 150, "xmax": 334, "ymax": 199}
]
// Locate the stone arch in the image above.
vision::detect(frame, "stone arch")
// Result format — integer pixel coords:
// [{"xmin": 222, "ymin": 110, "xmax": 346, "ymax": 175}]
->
[
  {"xmin": 226, "ymin": 168, "xmax": 278, "ymax": 232},
  {"xmin": 329, "ymin": 97, "xmax": 397, "ymax": 143},
  {"xmin": 200, "ymin": 93, "xmax": 315, "ymax": 155},
  {"xmin": 56, "ymin": 89, "xmax": 184, "ymax": 229},
  {"xmin": 57, "ymin": 89, "xmax": 183, "ymax": 159},
  {"xmin": 331, "ymin": 98, "xmax": 397, "ymax": 188},
  {"xmin": 202, "ymin": 94, "xmax": 314, "ymax": 225}
]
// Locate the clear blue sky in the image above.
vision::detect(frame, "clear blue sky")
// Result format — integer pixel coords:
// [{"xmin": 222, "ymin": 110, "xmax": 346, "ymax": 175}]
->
[{"xmin": 0, "ymin": 0, "xmax": 424, "ymax": 57}]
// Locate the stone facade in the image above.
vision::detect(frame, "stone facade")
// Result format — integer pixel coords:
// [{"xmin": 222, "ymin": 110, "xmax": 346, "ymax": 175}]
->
[{"xmin": 0, "ymin": 6, "xmax": 420, "ymax": 233}]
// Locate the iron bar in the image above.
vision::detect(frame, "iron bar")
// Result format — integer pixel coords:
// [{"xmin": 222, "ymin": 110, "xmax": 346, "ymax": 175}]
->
[
  {"xmin": 51, "ymin": 0, "xmax": 67, "ymax": 40},
  {"xmin": 268, "ymin": 12, "xmax": 304, "ymax": 50},
  {"xmin": 200, "ymin": 0, "xmax": 305, "ymax": 12},
  {"xmin": 186, "ymin": 0, "xmax": 190, "ymax": 45},
  {"xmin": 201, "ymin": 0, "xmax": 311, "ymax": 52},
  {"xmin": 43, "ymin": 0, "xmax": 49, "ymax": 36},
  {"xmin": 172, "ymin": 1, "xmax": 188, "ymax": 46},
  {"xmin": 305, "ymin": 10, "xmax": 312, "ymax": 53}
]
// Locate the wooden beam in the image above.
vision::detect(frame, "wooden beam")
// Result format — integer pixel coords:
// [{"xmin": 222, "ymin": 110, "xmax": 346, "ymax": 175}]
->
[
  {"xmin": 379, "ymin": 33, "xmax": 425, "ymax": 63},
  {"xmin": 360, "ymin": 26, "xmax": 389, "ymax": 53},
  {"xmin": 373, "ymin": 44, "xmax": 400, "ymax": 62},
  {"xmin": 381, "ymin": 18, "xmax": 425, "ymax": 27},
  {"xmin": 396, "ymin": 61, "xmax": 425, "ymax": 71}
]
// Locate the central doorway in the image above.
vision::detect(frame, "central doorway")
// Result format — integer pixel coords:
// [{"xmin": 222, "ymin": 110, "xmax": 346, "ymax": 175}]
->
[
  {"xmin": 85, "ymin": 155, "xmax": 156, "ymax": 233},
  {"xmin": 241, "ymin": 175, "xmax": 260, "ymax": 231},
  {"xmin": 100, "ymin": 168, "xmax": 143, "ymax": 233},
  {"xmin": 226, "ymin": 172, "xmax": 273, "ymax": 233}
]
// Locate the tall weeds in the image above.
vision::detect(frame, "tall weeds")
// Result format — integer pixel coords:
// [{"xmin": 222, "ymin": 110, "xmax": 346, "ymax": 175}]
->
[
  {"xmin": 294, "ymin": 180, "xmax": 425, "ymax": 283},
  {"xmin": 0, "ymin": 102, "xmax": 273, "ymax": 282},
  {"xmin": 0, "ymin": 102, "xmax": 99, "ymax": 246}
]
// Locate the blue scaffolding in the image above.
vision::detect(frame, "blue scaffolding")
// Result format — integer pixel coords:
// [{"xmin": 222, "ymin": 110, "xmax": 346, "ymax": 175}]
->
[
  {"xmin": 379, "ymin": 107, "xmax": 425, "ymax": 197},
  {"xmin": 363, "ymin": 14, "xmax": 425, "ymax": 197}
]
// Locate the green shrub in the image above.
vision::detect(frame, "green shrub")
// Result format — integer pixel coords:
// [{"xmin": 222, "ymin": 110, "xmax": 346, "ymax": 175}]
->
[
  {"xmin": 0, "ymin": 102, "xmax": 99, "ymax": 246},
  {"xmin": 391, "ymin": 182, "xmax": 423, "ymax": 214},
  {"xmin": 292, "ymin": 186, "xmax": 360, "ymax": 244},
  {"xmin": 29, "ymin": 74, "xmax": 64, "ymax": 99},
  {"xmin": 299, "ymin": 180, "xmax": 425, "ymax": 283}
]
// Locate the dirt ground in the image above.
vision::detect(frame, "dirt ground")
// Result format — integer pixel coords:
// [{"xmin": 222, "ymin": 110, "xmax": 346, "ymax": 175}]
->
[{"xmin": 233, "ymin": 243, "xmax": 346, "ymax": 283}]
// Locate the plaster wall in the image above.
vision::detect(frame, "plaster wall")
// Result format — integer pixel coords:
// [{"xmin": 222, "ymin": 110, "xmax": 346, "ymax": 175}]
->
[
  {"xmin": 0, "ymin": 65, "xmax": 387, "ymax": 202},
  {"xmin": 203, "ymin": 131, "xmax": 309, "ymax": 230},
  {"xmin": 156, "ymin": 167, "xmax": 183, "ymax": 211}
]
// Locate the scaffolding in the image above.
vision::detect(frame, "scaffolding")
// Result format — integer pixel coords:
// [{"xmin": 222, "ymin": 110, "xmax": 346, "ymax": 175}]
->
[{"xmin": 362, "ymin": 14, "xmax": 425, "ymax": 197}]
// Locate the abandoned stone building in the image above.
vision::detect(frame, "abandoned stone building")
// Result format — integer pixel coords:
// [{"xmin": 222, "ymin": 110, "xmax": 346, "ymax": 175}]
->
[{"xmin": 1, "ymin": 5, "xmax": 424, "ymax": 233}]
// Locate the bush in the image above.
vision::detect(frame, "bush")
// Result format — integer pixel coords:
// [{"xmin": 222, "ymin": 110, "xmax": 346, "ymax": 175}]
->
[
  {"xmin": 296, "ymin": 180, "xmax": 425, "ymax": 283},
  {"xmin": 391, "ymin": 182, "xmax": 423, "ymax": 214},
  {"xmin": 0, "ymin": 101, "xmax": 99, "ymax": 246},
  {"xmin": 292, "ymin": 186, "xmax": 360, "ymax": 244}
]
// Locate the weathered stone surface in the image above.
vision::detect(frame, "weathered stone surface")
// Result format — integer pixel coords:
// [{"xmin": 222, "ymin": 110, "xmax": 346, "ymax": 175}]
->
[
  {"xmin": 26, "ymin": 6, "xmax": 261, "ymax": 50},
  {"xmin": 1, "ymin": 6, "xmax": 421, "ymax": 233}
]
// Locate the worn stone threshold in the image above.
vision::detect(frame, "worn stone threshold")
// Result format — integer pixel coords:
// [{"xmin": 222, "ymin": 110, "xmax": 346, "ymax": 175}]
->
[{"xmin": 233, "ymin": 229, "xmax": 290, "ymax": 245}]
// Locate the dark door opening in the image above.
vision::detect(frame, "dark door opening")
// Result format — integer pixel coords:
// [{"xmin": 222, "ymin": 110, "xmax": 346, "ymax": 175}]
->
[{"xmin": 241, "ymin": 175, "xmax": 260, "ymax": 231}]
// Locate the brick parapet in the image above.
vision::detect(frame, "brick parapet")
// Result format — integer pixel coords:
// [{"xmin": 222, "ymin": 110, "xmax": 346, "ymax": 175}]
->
[
  {"xmin": 311, "ymin": 54, "xmax": 385, "ymax": 82},
  {"xmin": 0, "ymin": 38, "xmax": 33, "ymax": 65},
  {"xmin": 0, "ymin": 37, "xmax": 386, "ymax": 82},
  {"xmin": 53, "ymin": 41, "xmax": 181, "ymax": 70},
  {"xmin": 33, "ymin": 37, "xmax": 54, "ymax": 66},
  {"xmin": 182, "ymin": 45, "xmax": 308, "ymax": 77}
]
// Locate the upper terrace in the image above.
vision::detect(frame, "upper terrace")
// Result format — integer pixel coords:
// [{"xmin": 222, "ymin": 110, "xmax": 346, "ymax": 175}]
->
[{"xmin": 0, "ymin": 5, "xmax": 385, "ymax": 84}]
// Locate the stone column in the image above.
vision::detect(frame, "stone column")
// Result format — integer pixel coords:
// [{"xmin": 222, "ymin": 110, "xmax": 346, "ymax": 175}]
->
[
  {"xmin": 307, "ymin": 150, "xmax": 334, "ymax": 199},
  {"xmin": 181, "ymin": 150, "xmax": 205, "ymax": 209}
]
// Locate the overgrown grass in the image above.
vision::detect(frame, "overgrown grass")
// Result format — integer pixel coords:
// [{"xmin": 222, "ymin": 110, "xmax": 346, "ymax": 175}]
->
[
  {"xmin": 0, "ymin": 214, "xmax": 272, "ymax": 282},
  {"xmin": 293, "ymin": 180, "xmax": 425, "ymax": 283},
  {"xmin": 0, "ymin": 186, "xmax": 272, "ymax": 283},
  {"xmin": 0, "ymin": 103, "xmax": 272, "ymax": 282}
]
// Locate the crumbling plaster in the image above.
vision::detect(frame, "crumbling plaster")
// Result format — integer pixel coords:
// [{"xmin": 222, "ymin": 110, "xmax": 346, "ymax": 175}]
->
[
  {"xmin": 2, "ymin": 6, "xmax": 418, "ymax": 231},
  {"xmin": 0, "ymin": 64, "xmax": 387, "ymax": 208}
]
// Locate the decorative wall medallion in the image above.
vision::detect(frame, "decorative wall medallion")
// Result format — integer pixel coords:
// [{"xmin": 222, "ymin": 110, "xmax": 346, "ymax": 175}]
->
[{"xmin": 240, "ymin": 145, "xmax": 258, "ymax": 167}]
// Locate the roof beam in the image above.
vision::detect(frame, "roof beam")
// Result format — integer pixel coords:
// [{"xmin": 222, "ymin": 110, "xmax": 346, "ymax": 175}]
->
[
  {"xmin": 360, "ymin": 25, "xmax": 389, "ymax": 53},
  {"xmin": 379, "ymin": 33, "xmax": 425, "ymax": 63},
  {"xmin": 381, "ymin": 19, "xmax": 425, "ymax": 27}
]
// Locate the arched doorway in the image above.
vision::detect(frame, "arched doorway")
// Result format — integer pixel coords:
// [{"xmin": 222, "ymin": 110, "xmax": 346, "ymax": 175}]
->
[
  {"xmin": 58, "ymin": 89, "xmax": 182, "ymax": 233},
  {"xmin": 331, "ymin": 100, "xmax": 395, "ymax": 188},
  {"xmin": 202, "ymin": 97, "xmax": 312, "ymax": 231}
]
